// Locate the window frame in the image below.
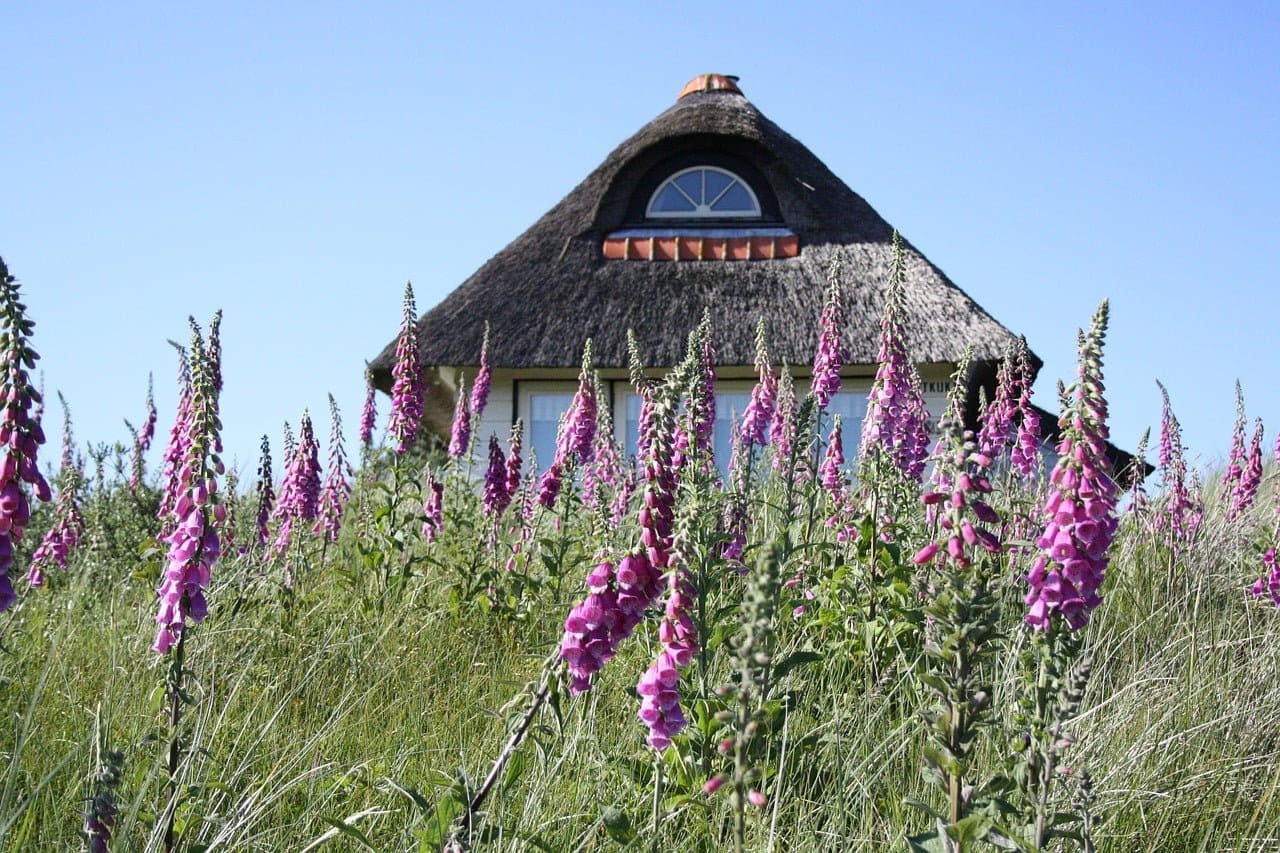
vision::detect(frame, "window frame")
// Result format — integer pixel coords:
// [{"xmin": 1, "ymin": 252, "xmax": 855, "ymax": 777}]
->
[{"xmin": 645, "ymin": 166, "xmax": 763, "ymax": 220}]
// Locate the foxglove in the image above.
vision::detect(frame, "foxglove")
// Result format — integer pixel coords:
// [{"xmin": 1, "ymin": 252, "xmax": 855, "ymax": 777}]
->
[{"xmin": 387, "ymin": 282, "xmax": 425, "ymax": 455}]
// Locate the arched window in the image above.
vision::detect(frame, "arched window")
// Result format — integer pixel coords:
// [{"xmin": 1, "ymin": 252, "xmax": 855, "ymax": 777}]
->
[{"xmin": 645, "ymin": 166, "xmax": 761, "ymax": 219}]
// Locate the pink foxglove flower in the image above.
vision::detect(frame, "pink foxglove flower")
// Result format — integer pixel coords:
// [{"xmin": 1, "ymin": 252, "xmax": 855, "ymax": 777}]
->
[
  {"xmin": 153, "ymin": 317, "xmax": 223, "ymax": 654},
  {"xmin": 157, "ymin": 346, "xmax": 192, "ymax": 534},
  {"xmin": 448, "ymin": 374, "xmax": 471, "ymax": 460},
  {"xmin": 421, "ymin": 473, "xmax": 444, "ymax": 543},
  {"xmin": 27, "ymin": 395, "xmax": 85, "ymax": 587},
  {"xmin": 1024, "ymin": 302, "xmax": 1117, "ymax": 632},
  {"xmin": 639, "ymin": 559, "xmax": 699, "ymax": 750},
  {"xmin": 482, "ymin": 435, "xmax": 511, "ymax": 518},
  {"xmin": 253, "ymin": 435, "xmax": 274, "ymax": 549},
  {"xmin": 1009, "ymin": 341, "xmax": 1042, "ymax": 479},
  {"xmin": 271, "ymin": 411, "xmax": 321, "ymax": 557},
  {"xmin": 314, "ymin": 395, "xmax": 354, "ymax": 542},
  {"xmin": 1222, "ymin": 381, "xmax": 1247, "ymax": 501},
  {"xmin": 770, "ymin": 367, "xmax": 797, "ymax": 475},
  {"xmin": 1153, "ymin": 383, "xmax": 1196, "ymax": 551},
  {"xmin": 820, "ymin": 416, "xmax": 846, "ymax": 503},
  {"xmin": 560, "ymin": 551, "xmax": 665, "ymax": 694},
  {"xmin": 809, "ymin": 274, "xmax": 847, "ymax": 411},
  {"xmin": 914, "ymin": 354, "xmax": 1003, "ymax": 578},
  {"xmin": 0, "ymin": 261, "xmax": 51, "ymax": 611},
  {"xmin": 739, "ymin": 317, "xmax": 776, "ymax": 449},
  {"xmin": 858, "ymin": 249, "xmax": 931, "ymax": 482},
  {"xmin": 505, "ymin": 420, "xmax": 523, "ymax": 501},
  {"xmin": 538, "ymin": 342, "xmax": 597, "ymax": 509},
  {"xmin": 1230, "ymin": 418, "xmax": 1264, "ymax": 520},
  {"xmin": 469, "ymin": 323, "xmax": 492, "ymax": 423},
  {"xmin": 358, "ymin": 366, "xmax": 377, "ymax": 449},
  {"xmin": 387, "ymin": 282, "xmax": 425, "ymax": 455}
]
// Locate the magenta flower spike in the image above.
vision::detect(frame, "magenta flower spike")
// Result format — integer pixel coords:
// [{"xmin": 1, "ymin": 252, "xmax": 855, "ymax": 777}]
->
[
  {"xmin": 314, "ymin": 394, "xmax": 354, "ymax": 542},
  {"xmin": 810, "ymin": 269, "xmax": 848, "ymax": 411},
  {"xmin": 448, "ymin": 374, "xmax": 471, "ymax": 460},
  {"xmin": 560, "ymin": 551, "xmax": 665, "ymax": 694},
  {"xmin": 157, "ymin": 345, "xmax": 193, "ymax": 534},
  {"xmin": 470, "ymin": 322, "xmax": 492, "ymax": 424},
  {"xmin": 1251, "ymin": 437, "xmax": 1280, "ymax": 604},
  {"xmin": 583, "ymin": 387, "xmax": 624, "ymax": 518},
  {"xmin": 770, "ymin": 366, "xmax": 797, "ymax": 475},
  {"xmin": 1023, "ymin": 302, "xmax": 1118, "ymax": 632},
  {"xmin": 739, "ymin": 317, "xmax": 776, "ymax": 449},
  {"xmin": 505, "ymin": 420, "xmax": 524, "ymax": 500},
  {"xmin": 913, "ymin": 352, "xmax": 1003, "ymax": 577},
  {"xmin": 689, "ymin": 316, "xmax": 717, "ymax": 456},
  {"xmin": 1153, "ymin": 383, "xmax": 1196, "ymax": 549},
  {"xmin": 1009, "ymin": 341, "xmax": 1042, "ymax": 479},
  {"xmin": 977, "ymin": 342, "xmax": 1021, "ymax": 462},
  {"xmin": 482, "ymin": 434, "xmax": 511, "ymax": 518},
  {"xmin": 139, "ymin": 374, "xmax": 158, "ymax": 453},
  {"xmin": 358, "ymin": 366, "xmax": 377, "ymax": 449},
  {"xmin": 387, "ymin": 282, "xmax": 425, "ymax": 456},
  {"xmin": 0, "ymin": 261, "xmax": 51, "ymax": 610},
  {"xmin": 1222, "ymin": 381, "xmax": 1248, "ymax": 509},
  {"xmin": 153, "ymin": 316, "xmax": 223, "ymax": 654},
  {"xmin": 820, "ymin": 416, "xmax": 846, "ymax": 503},
  {"xmin": 538, "ymin": 341, "xmax": 598, "ymax": 510},
  {"xmin": 858, "ymin": 242, "xmax": 932, "ymax": 482},
  {"xmin": 638, "ymin": 565, "xmax": 698, "ymax": 750},
  {"xmin": 27, "ymin": 394, "xmax": 85, "ymax": 588},
  {"xmin": 271, "ymin": 410, "xmax": 321, "ymax": 557},
  {"xmin": 421, "ymin": 473, "xmax": 444, "ymax": 543},
  {"xmin": 253, "ymin": 435, "xmax": 274, "ymax": 549},
  {"xmin": 1233, "ymin": 418, "xmax": 1265, "ymax": 518}
]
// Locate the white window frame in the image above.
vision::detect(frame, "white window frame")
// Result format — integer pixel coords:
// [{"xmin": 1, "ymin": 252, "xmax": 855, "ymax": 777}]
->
[{"xmin": 645, "ymin": 166, "xmax": 762, "ymax": 219}]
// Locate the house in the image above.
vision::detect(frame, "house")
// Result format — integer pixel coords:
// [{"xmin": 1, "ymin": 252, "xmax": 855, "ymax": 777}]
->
[{"xmin": 369, "ymin": 74, "xmax": 1127, "ymax": 476}]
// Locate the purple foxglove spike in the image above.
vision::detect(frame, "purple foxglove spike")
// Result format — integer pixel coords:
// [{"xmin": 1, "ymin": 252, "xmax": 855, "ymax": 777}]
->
[
  {"xmin": 482, "ymin": 435, "xmax": 511, "ymax": 518},
  {"xmin": 470, "ymin": 323, "xmax": 492, "ymax": 423},
  {"xmin": 448, "ymin": 375, "xmax": 471, "ymax": 460},
  {"xmin": 809, "ymin": 276, "xmax": 847, "ymax": 411},
  {"xmin": 387, "ymin": 282, "xmax": 425, "ymax": 456},
  {"xmin": 358, "ymin": 368, "xmax": 377, "ymax": 448}
]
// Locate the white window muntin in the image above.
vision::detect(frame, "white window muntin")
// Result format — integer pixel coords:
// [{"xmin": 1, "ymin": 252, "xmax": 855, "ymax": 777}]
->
[{"xmin": 645, "ymin": 166, "xmax": 762, "ymax": 219}]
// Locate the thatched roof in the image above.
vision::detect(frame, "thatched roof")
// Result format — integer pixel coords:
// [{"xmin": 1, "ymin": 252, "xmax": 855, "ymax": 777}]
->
[{"xmin": 370, "ymin": 77, "xmax": 1031, "ymax": 383}]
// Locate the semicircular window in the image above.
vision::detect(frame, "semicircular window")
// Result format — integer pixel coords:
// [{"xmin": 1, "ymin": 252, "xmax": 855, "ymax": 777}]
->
[{"xmin": 645, "ymin": 166, "xmax": 761, "ymax": 219}]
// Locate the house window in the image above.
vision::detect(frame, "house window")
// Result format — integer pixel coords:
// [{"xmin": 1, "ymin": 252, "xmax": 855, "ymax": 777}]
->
[
  {"xmin": 519, "ymin": 383, "xmax": 578, "ymax": 474},
  {"xmin": 646, "ymin": 167, "xmax": 761, "ymax": 219}
]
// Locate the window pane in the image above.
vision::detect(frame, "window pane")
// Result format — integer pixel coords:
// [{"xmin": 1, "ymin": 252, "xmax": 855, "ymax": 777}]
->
[
  {"xmin": 674, "ymin": 171, "xmax": 703, "ymax": 203},
  {"xmin": 703, "ymin": 169, "xmax": 732, "ymax": 203},
  {"xmin": 625, "ymin": 393, "xmax": 643, "ymax": 458},
  {"xmin": 530, "ymin": 392, "xmax": 574, "ymax": 474},
  {"xmin": 650, "ymin": 184, "xmax": 695, "ymax": 213},
  {"xmin": 711, "ymin": 182, "xmax": 757, "ymax": 214},
  {"xmin": 713, "ymin": 392, "xmax": 753, "ymax": 472}
]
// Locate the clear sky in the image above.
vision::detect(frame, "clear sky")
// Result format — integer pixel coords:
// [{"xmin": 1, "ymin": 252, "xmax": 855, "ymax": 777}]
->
[{"xmin": 2, "ymin": 2, "xmax": 1277, "ymax": 481}]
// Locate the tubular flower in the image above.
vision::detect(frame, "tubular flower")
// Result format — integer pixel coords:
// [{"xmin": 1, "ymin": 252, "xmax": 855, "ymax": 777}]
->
[
  {"xmin": 448, "ymin": 374, "xmax": 471, "ymax": 460},
  {"xmin": 358, "ymin": 366, "xmax": 377, "ymax": 449},
  {"xmin": 858, "ymin": 243, "xmax": 931, "ymax": 481},
  {"xmin": 810, "ymin": 273, "xmax": 847, "ymax": 411},
  {"xmin": 976, "ymin": 340, "xmax": 1021, "ymax": 462},
  {"xmin": 482, "ymin": 434, "xmax": 511, "ymax": 518},
  {"xmin": 1231, "ymin": 418, "xmax": 1265, "ymax": 520},
  {"xmin": 538, "ymin": 341, "xmax": 597, "ymax": 509},
  {"xmin": 1009, "ymin": 342, "xmax": 1042, "ymax": 479},
  {"xmin": 560, "ymin": 551, "xmax": 666, "ymax": 694},
  {"xmin": 27, "ymin": 396, "xmax": 85, "ymax": 587},
  {"xmin": 156, "ymin": 345, "xmax": 192, "ymax": 534},
  {"xmin": 271, "ymin": 410, "xmax": 321, "ymax": 557},
  {"xmin": 504, "ymin": 420, "xmax": 524, "ymax": 501},
  {"xmin": 153, "ymin": 317, "xmax": 223, "ymax": 654},
  {"xmin": 638, "ymin": 566, "xmax": 698, "ymax": 750},
  {"xmin": 1251, "ymin": 451, "xmax": 1280, "ymax": 604},
  {"xmin": 387, "ymin": 282, "xmax": 425, "ymax": 455},
  {"xmin": 141, "ymin": 374, "xmax": 158, "ymax": 452},
  {"xmin": 820, "ymin": 416, "xmax": 846, "ymax": 504},
  {"xmin": 469, "ymin": 323, "xmax": 492, "ymax": 423},
  {"xmin": 1153, "ymin": 383, "xmax": 1196, "ymax": 549},
  {"xmin": 314, "ymin": 395, "xmax": 354, "ymax": 542},
  {"xmin": 126, "ymin": 420, "xmax": 145, "ymax": 491},
  {"xmin": 583, "ymin": 391, "xmax": 624, "ymax": 519},
  {"xmin": 421, "ymin": 473, "xmax": 444, "ymax": 543},
  {"xmin": 1024, "ymin": 302, "xmax": 1117, "ymax": 632},
  {"xmin": 770, "ymin": 366, "xmax": 797, "ymax": 474},
  {"xmin": 0, "ymin": 262, "xmax": 50, "ymax": 610},
  {"xmin": 687, "ymin": 315, "xmax": 717, "ymax": 459},
  {"xmin": 913, "ymin": 353, "xmax": 1003, "ymax": 574},
  {"xmin": 253, "ymin": 435, "xmax": 274, "ymax": 549},
  {"xmin": 740, "ymin": 317, "xmax": 776, "ymax": 449},
  {"xmin": 1222, "ymin": 381, "xmax": 1248, "ymax": 505}
]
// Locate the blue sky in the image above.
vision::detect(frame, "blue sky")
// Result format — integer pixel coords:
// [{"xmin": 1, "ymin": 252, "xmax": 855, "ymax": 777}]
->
[{"xmin": 2, "ymin": 2, "xmax": 1277, "ymax": 480}]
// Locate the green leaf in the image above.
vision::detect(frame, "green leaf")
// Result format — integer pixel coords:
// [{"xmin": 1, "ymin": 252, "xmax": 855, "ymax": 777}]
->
[
  {"xmin": 906, "ymin": 829, "xmax": 947, "ymax": 852},
  {"xmin": 923, "ymin": 743, "xmax": 963, "ymax": 777},
  {"xmin": 946, "ymin": 814, "xmax": 994, "ymax": 844},
  {"xmin": 772, "ymin": 650, "xmax": 822, "ymax": 680},
  {"xmin": 318, "ymin": 816, "xmax": 377, "ymax": 850},
  {"xmin": 601, "ymin": 806, "xmax": 636, "ymax": 845}
]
